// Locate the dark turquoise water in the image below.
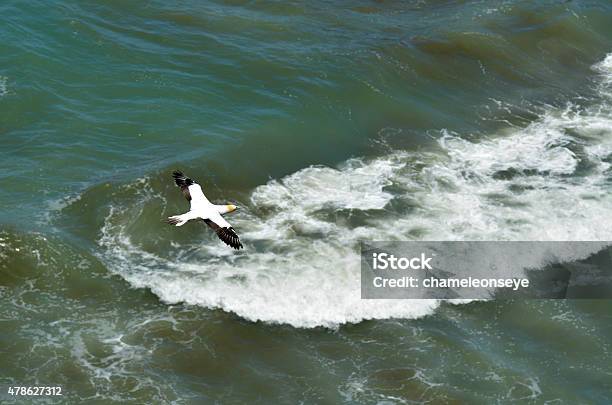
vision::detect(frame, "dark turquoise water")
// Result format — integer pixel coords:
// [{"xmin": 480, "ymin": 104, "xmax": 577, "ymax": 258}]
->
[{"xmin": 2, "ymin": 0, "xmax": 612, "ymax": 403}]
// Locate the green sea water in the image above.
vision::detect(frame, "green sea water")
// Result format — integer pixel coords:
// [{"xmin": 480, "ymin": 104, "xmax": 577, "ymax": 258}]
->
[{"xmin": 2, "ymin": 0, "xmax": 612, "ymax": 403}]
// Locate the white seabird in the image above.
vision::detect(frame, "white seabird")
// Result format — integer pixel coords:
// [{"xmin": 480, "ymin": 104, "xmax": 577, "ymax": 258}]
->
[{"xmin": 166, "ymin": 170, "xmax": 243, "ymax": 249}]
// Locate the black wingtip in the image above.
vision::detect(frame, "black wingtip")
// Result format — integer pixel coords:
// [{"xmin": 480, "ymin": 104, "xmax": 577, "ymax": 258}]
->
[
  {"xmin": 172, "ymin": 170, "xmax": 194, "ymax": 188},
  {"xmin": 217, "ymin": 227, "xmax": 243, "ymax": 250}
]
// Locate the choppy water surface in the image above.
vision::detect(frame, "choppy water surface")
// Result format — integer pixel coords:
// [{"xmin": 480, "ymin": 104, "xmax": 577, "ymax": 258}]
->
[{"xmin": 2, "ymin": 0, "xmax": 612, "ymax": 403}]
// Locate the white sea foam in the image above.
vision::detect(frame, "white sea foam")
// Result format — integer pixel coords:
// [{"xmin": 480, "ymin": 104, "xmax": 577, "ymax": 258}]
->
[
  {"xmin": 0, "ymin": 76, "xmax": 7, "ymax": 97},
  {"xmin": 98, "ymin": 54, "xmax": 612, "ymax": 328},
  {"xmin": 594, "ymin": 53, "xmax": 612, "ymax": 98}
]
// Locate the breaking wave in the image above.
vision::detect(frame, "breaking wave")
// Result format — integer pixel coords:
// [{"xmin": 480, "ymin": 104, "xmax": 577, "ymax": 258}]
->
[{"xmin": 97, "ymin": 54, "xmax": 612, "ymax": 328}]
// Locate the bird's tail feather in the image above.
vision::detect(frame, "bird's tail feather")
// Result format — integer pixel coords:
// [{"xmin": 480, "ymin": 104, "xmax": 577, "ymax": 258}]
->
[{"xmin": 166, "ymin": 215, "xmax": 188, "ymax": 226}]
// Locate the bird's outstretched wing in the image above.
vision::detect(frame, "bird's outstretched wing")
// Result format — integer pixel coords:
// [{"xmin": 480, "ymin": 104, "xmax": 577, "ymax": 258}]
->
[
  {"xmin": 172, "ymin": 170, "xmax": 210, "ymax": 209},
  {"xmin": 172, "ymin": 170, "xmax": 194, "ymax": 201},
  {"xmin": 203, "ymin": 213, "xmax": 243, "ymax": 250}
]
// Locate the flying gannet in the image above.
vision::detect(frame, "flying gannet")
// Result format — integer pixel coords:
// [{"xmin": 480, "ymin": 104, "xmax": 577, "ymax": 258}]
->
[{"xmin": 166, "ymin": 170, "xmax": 243, "ymax": 249}]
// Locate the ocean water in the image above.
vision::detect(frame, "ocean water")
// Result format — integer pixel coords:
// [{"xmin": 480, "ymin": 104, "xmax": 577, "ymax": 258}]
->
[{"xmin": 2, "ymin": 0, "xmax": 612, "ymax": 403}]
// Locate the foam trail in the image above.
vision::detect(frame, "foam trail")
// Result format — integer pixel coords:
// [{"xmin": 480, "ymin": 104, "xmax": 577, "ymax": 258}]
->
[
  {"xmin": 0, "ymin": 76, "xmax": 7, "ymax": 97},
  {"xmin": 0, "ymin": 76, "xmax": 8, "ymax": 97},
  {"xmin": 98, "ymin": 54, "xmax": 612, "ymax": 328}
]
